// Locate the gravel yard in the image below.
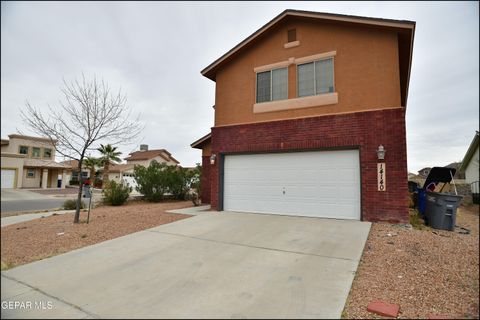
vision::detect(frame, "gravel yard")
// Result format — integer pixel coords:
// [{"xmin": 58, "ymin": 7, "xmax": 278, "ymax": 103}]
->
[
  {"xmin": 1, "ymin": 201, "xmax": 193, "ymax": 269},
  {"xmin": 343, "ymin": 204, "xmax": 479, "ymax": 319}
]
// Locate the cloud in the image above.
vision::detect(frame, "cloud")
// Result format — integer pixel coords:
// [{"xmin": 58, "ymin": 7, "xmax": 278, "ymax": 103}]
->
[{"xmin": 1, "ymin": 1, "xmax": 478, "ymax": 171}]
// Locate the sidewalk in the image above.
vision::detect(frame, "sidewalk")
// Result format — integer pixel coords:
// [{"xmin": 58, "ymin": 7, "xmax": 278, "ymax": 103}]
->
[{"xmin": 1, "ymin": 210, "xmax": 74, "ymax": 227}]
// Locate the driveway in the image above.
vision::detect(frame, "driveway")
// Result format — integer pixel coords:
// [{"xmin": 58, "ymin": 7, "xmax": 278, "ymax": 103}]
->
[{"xmin": 1, "ymin": 211, "xmax": 371, "ymax": 319}]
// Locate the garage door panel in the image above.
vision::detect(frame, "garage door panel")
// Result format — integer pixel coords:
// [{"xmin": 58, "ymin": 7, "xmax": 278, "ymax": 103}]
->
[
  {"xmin": 1, "ymin": 169, "xmax": 16, "ymax": 189},
  {"xmin": 224, "ymin": 150, "xmax": 360, "ymax": 220}
]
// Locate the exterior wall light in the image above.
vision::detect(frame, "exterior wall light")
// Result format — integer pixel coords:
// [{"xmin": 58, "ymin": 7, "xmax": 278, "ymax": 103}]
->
[
  {"xmin": 376, "ymin": 145, "xmax": 386, "ymax": 160},
  {"xmin": 210, "ymin": 153, "xmax": 216, "ymax": 165}
]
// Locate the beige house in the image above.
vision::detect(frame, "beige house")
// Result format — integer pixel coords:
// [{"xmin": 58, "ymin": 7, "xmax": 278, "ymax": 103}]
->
[
  {"xmin": 1, "ymin": 134, "xmax": 71, "ymax": 189},
  {"xmin": 460, "ymin": 131, "xmax": 479, "ymax": 185}
]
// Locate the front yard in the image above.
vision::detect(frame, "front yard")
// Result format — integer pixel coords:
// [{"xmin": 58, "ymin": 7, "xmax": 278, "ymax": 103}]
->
[
  {"xmin": 1, "ymin": 200, "xmax": 193, "ymax": 269},
  {"xmin": 343, "ymin": 204, "xmax": 479, "ymax": 319}
]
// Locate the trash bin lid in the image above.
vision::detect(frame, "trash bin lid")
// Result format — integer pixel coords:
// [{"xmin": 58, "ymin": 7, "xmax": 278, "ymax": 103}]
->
[{"xmin": 422, "ymin": 167, "xmax": 456, "ymax": 189}]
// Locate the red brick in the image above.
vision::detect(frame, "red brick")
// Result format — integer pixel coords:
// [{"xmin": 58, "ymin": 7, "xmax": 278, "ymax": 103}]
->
[
  {"xmin": 367, "ymin": 300, "xmax": 400, "ymax": 318},
  {"xmin": 209, "ymin": 108, "xmax": 409, "ymax": 223}
]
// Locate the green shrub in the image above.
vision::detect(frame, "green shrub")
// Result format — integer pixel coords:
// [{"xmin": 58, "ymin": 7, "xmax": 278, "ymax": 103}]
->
[
  {"xmin": 69, "ymin": 179, "xmax": 79, "ymax": 186},
  {"xmin": 103, "ymin": 180, "xmax": 131, "ymax": 206},
  {"xmin": 63, "ymin": 199, "xmax": 85, "ymax": 210},
  {"xmin": 134, "ymin": 161, "xmax": 170, "ymax": 202}
]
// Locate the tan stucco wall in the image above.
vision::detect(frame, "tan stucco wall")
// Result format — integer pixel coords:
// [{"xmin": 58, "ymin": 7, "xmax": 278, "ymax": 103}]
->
[
  {"xmin": 465, "ymin": 146, "xmax": 479, "ymax": 184},
  {"xmin": 214, "ymin": 18, "xmax": 401, "ymax": 127},
  {"xmin": 1, "ymin": 137, "xmax": 56, "ymax": 160},
  {"xmin": 1, "ymin": 156, "xmax": 25, "ymax": 188},
  {"xmin": 22, "ymin": 168, "xmax": 41, "ymax": 188}
]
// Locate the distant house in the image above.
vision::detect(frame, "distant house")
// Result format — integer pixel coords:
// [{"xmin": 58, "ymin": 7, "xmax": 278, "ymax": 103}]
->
[
  {"xmin": 417, "ymin": 167, "xmax": 431, "ymax": 178},
  {"xmin": 1, "ymin": 134, "xmax": 71, "ymax": 189},
  {"xmin": 60, "ymin": 159, "xmax": 101, "ymax": 186},
  {"xmin": 460, "ymin": 131, "xmax": 479, "ymax": 185},
  {"xmin": 108, "ymin": 145, "xmax": 180, "ymax": 187}
]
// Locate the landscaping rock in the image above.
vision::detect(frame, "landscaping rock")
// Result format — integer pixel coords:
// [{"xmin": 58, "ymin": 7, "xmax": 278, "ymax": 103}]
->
[{"xmin": 367, "ymin": 300, "xmax": 399, "ymax": 318}]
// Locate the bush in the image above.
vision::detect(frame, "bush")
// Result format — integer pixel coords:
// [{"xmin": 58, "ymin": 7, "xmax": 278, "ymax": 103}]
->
[
  {"xmin": 134, "ymin": 161, "xmax": 201, "ymax": 202},
  {"xmin": 63, "ymin": 199, "xmax": 85, "ymax": 210},
  {"xmin": 134, "ymin": 161, "xmax": 170, "ymax": 202},
  {"xmin": 69, "ymin": 179, "xmax": 79, "ymax": 186},
  {"xmin": 103, "ymin": 180, "xmax": 131, "ymax": 206}
]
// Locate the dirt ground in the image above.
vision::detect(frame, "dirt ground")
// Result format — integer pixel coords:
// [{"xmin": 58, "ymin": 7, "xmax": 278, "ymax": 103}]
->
[
  {"xmin": 343, "ymin": 204, "xmax": 479, "ymax": 319},
  {"xmin": 1, "ymin": 200, "xmax": 193, "ymax": 269}
]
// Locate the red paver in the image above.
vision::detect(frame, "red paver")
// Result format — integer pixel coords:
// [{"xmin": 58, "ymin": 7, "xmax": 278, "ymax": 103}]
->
[
  {"xmin": 427, "ymin": 314, "xmax": 450, "ymax": 319},
  {"xmin": 367, "ymin": 300, "xmax": 400, "ymax": 318}
]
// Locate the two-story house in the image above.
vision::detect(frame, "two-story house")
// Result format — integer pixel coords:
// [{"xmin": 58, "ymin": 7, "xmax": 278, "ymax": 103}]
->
[
  {"xmin": 1, "ymin": 134, "xmax": 71, "ymax": 189},
  {"xmin": 192, "ymin": 10, "xmax": 415, "ymax": 222}
]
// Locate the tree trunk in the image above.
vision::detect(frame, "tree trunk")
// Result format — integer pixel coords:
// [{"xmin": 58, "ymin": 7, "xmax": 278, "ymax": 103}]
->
[
  {"xmin": 103, "ymin": 163, "xmax": 109, "ymax": 188},
  {"xmin": 74, "ymin": 161, "xmax": 83, "ymax": 223}
]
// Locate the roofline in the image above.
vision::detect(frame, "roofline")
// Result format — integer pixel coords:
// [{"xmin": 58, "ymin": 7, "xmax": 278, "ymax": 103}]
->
[
  {"xmin": 124, "ymin": 149, "xmax": 180, "ymax": 164},
  {"xmin": 201, "ymin": 9, "xmax": 415, "ymax": 80},
  {"xmin": 7, "ymin": 134, "xmax": 57, "ymax": 143},
  {"xmin": 191, "ymin": 133, "xmax": 212, "ymax": 149},
  {"xmin": 460, "ymin": 131, "xmax": 480, "ymax": 171}
]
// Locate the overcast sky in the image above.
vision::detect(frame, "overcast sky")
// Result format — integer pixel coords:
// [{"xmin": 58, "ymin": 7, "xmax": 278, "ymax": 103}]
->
[{"xmin": 1, "ymin": 1, "xmax": 478, "ymax": 172}]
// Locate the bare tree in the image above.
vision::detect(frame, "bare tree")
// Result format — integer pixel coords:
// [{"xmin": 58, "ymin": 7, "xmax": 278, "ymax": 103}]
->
[{"xmin": 21, "ymin": 74, "xmax": 143, "ymax": 223}]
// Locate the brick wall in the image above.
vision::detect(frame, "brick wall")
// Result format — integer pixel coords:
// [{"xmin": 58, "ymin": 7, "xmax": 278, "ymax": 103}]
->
[
  {"xmin": 201, "ymin": 156, "xmax": 211, "ymax": 204},
  {"xmin": 209, "ymin": 108, "xmax": 409, "ymax": 223}
]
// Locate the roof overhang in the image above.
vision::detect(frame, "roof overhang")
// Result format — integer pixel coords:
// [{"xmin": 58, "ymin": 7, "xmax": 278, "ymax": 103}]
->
[
  {"xmin": 191, "ymin": 133, "xmax": 211, "ymax": 149},
  {"xmin": 201, "ymin": 9, "xmax": 415, "ymax": 107},
  {"xmin": 460, "ymin": 131, "xmax": 480, "ymax": 172}
]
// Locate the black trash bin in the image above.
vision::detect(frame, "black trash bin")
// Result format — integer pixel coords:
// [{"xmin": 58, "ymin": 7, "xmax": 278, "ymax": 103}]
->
[{"xmin": 421, "ymin": 167, "xmax": 463, "ymax": 231}]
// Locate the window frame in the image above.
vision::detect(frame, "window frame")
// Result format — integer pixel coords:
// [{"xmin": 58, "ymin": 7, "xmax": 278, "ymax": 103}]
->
[
  {"xmin": 26, "ymin": 168, "xmax": 36, "ymax": 179},
  {"xmin": 18, "ymin": 145, "xmax": 29, "ymax": 155},
  {"xmin": 43, "ymin": 148, "xmax": 52, "ymax": 159},
  {"xmin": 296, "ymin": 56, "xmax": 335, "ymax": 98},
  {"xmin": 32, "ymin": 147, "xmax": 41, "ymax": 158},
  {"xmin": 255, "ymin": 66, "xmax": 289, "ymax": 104}
]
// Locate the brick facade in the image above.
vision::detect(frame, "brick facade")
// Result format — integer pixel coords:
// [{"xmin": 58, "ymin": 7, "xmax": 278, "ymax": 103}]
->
[
  {"xmin": 209, "ymin": 108, "xmax": 409, "ymax": 223},
  {"xmin": 201, "ymin": 156, "xmax": 211, "ymax": 204}
]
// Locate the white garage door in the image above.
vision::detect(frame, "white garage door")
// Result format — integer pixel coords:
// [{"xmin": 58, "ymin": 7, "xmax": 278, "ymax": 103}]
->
[
  {"xmin": 1, "ymin": 169, "xmax": 16, "ymax": 189},
  {"xmin": 224, "ymin": 150, "xmax": 360, "ymax": 220}
]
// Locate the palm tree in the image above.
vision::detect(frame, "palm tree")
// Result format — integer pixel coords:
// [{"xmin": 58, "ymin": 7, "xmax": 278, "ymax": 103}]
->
[
  {"xmin": 83, "ymin": 157, "xmax": 99, "ymax": 183},
  {"xmin": 97, "ymin": 144, "xmax": 122, "ymax": 187}
]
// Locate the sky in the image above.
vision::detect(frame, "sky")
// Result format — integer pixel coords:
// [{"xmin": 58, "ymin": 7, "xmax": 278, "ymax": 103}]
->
[{"xmin": 1, "ymin": 1, "xmax": 478, "ymax": 172}]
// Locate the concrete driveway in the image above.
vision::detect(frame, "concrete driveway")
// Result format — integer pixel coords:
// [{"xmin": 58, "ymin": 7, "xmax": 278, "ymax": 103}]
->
[{"xmin": 1, "ymin": 211, "xmax": 371, "ymax": 319}]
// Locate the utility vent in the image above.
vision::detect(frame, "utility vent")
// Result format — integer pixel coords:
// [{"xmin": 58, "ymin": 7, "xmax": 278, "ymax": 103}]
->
[
  {"xmin": 287, "ymin": 29, "xmax": 296, "ymax": 42},
  {"xmin": 140, "ymin": 144, "xmax": 148, "ymax": 151}
]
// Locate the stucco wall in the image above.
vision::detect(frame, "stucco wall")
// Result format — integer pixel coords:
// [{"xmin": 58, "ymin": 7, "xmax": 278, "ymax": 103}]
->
[
  {"xmin": 214, "ymin": 18, "xmax": 401, "ymax": 127},
  {"xmin": 127, "ymin": 155, "xmax": 177, "ymax": 167},
  {"xmin": 22, "ymin": 168, "xmax": 41, "ymax": 188},
  {"xmin": 2, "ymin": 137, "xmax": 56, "ymax": 159},
  {"xmin": 465, "ymin": 146, "xmax": 479, "ymax": 184}
]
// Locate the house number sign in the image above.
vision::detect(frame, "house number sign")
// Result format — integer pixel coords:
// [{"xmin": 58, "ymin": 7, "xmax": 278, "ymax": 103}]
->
[{"xmin": 377, "ymin": 163, "xmax": 386, "ymax": 191}]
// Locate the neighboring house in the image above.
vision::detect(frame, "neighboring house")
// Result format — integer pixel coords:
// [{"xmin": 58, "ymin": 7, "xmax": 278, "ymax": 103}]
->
[
  {"xmin": 1, "ymin": 134, "xmax": 71, "ymax": 189},
  {"xmin": 109, "ymin": 145, "xmax": 180, "ymax": 187},
  {"xmin": 60, "ymin": 159, "xmax": 99, "ymax": 185},
  {"xmin": 460, "ymin": 131, "xmax": 479, "ymax": 186},
  {"xmin": 417, "ymin": 167, "xmax": 431, "ymax": 178},
  {"xmin": 191, "ymin": 10, "xmax": 415, "ymax": 222}
]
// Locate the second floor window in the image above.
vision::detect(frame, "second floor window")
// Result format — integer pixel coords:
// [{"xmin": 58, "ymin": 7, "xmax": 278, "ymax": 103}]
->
[
  {"xmin": 297, "ymin": 57, "xmax": 334, "ymax": 97},
  {"xmin": 19, "ymin": 146, "xmax": 29, "ymax": 155},
  {"xmin": 32, "ymin": 147, "xmax": 41, "ymax": 158},
  {"xmin": 256, "ymin": 67, "xmax": 288, "ymax": 103},
  {"xmin": 43, "ymin": 148, "xmax": 52, "ymax": 159}
]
